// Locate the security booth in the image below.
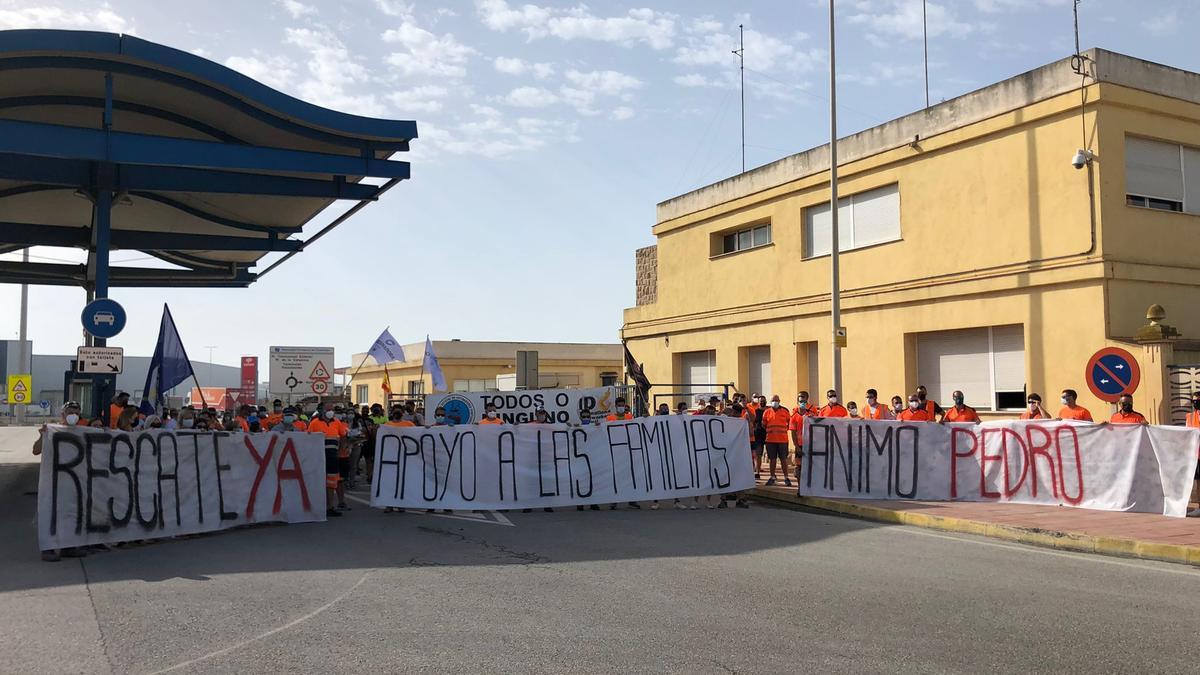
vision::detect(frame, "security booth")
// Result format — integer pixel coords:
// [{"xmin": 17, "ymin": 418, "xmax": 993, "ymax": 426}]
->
[{"xmin": 0, "ymin": 30, "xmax": 416, "ymax": 423}]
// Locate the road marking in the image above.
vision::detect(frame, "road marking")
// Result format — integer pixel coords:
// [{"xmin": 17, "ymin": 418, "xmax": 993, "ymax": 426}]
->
[
  {"xmin": 151, "ymin": 570, "xmax": 373, "ymax": 673},
  {"xmin": 881, "ymin": 523, "xmax": 1200, "ymax": 578},
  {"xmin": 342, "ymin": 493, "xmax": 513, "ymax": 526}
]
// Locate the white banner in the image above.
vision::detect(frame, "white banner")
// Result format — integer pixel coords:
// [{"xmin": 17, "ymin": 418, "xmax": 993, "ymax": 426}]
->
[
  {"xmin": 800, "ymin": 418, "xmax": 1200, "ymax": 517},
  {"xmin": 424, "ymin": 387, "xmax": 619, "ymax": 425},
  {"xmin": 371, "ymin": 415, "xmax": 753, "ymax": 510},
  {"xmin": 38, "ymin": 427, "xmax": 327, "ymax": 550}
]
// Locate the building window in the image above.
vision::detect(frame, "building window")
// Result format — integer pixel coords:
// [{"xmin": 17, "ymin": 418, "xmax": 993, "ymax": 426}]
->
[
  {"xmin": 679, "ymin": 350, "xmax": 717, "ymax": 398},
  {"xmin": 744, "ymin": 345, "xmax": 771, "ymax": 397},
  {"xmin": 916, "ymin": 324, "xmax": 1025, "ymax": 411},
  {"xmin": 600, "ymin": 372, "xmax": 619, "ymax": 387},
  {"xmin": 804, "ymin": 183, "xmax": 901, "ymax": 258},
  {"xmin": 718, "ymin": 223, "xmax": 771, "ymax": 255},
  {"xmin": 452, "ymin": 379, "xmax": 496, "ymax": 392},
  {"xmin": 355, "ymin": 384, "xmax": 369, "ymax": 403},
  {"xmin": 408, "ymin": 380, "xmax": 423, "ymax": 396},
  {"xmin": 1125, "ymin": 136, "xmax": 1198, "ymax": 213}
]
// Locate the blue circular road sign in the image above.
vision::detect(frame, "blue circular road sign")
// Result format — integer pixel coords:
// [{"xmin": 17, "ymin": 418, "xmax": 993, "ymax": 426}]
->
[
  {"xmin": 81, "ymin": 298, "xmax": 127, "ymax": 339},
  {"xmin": 1084, "ymin": 347, "xmax": 1141, "ymax": 403}
]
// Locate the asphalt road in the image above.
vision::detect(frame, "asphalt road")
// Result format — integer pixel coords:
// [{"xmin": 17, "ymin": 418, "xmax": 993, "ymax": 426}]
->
[{"xmin": 2, "ymin": 450, "xmax": 1198, "ymax": 674}]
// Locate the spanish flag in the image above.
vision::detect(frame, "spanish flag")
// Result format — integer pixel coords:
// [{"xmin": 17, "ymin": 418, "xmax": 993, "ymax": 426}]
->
[{"xmin": 381, "ymin": 364, "xmax": 392, "ymax": 397}]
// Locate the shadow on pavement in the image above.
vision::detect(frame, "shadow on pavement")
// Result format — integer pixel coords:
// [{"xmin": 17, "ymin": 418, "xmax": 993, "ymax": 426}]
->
[{"xmin": 0, "ymin": 461, "xmax": 878, "ymax": 593}]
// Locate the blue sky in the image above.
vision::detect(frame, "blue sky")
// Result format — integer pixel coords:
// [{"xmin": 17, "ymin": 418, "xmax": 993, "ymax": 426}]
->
[{"xmin": 1, "ymin": 0, "xmax": 1197, "ymax": 370}]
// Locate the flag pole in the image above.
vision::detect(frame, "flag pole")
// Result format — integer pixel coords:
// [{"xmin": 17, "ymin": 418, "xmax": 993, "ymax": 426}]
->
[{"xmin": 418, "ymin": 336, "xmax": 428, "ymax": 399}]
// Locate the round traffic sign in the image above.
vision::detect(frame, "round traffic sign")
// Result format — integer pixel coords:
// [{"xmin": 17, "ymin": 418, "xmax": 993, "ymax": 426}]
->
[
  {"xmin": 81, "ymin": 298, "xmax": 126, "ymax": 339},
  {"xmin": 311, "ymin": 379, "xmax": 329, "ymax": 395},
  {"xmin": 1084, "ymin": 347, "xmax": 1141, "ymax": 403}
]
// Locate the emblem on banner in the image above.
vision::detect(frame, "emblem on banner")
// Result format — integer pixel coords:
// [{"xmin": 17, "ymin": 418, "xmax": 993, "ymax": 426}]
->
[{"xmin": 441, "ymin": 395, "xmax": 474, "ymax": 425}]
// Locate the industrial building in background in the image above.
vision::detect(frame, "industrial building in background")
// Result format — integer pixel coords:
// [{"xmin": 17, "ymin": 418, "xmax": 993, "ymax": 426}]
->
[
  {"xmin": 348, "ymin": 341, "xmax": 622, "ymax": 407},
  {"xmin": 623, "ymin": 49, "xmax": 1200, "ymax": 423}
]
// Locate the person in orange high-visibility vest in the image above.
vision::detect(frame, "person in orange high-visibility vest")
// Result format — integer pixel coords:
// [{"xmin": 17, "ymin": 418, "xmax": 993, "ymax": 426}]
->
[
  {"xmin": 108, "ymin": 391, "xmax": 130, "ymax": 429},
  {"xmin": 942, "ymin": 390, "xmax": 981, "ymax": 423},
  {"xmin": 817, "ymin": 390, "xmax": 848, "ymax": 418},
  {"xmin": 1186, "ymin": 393, "xmax": 1200, "ymax": 517},
  {"xmin": 789, "ymin": 393, "xmax": 816, "ymax": 488},
  {"xmin": 914, "ymin": 385, "xmax": 944, "ymax": 423},
  {"xmin": 308, "ymin": 409, "xmax": 348, "ymax": 518},
  {"xmin": 897, "ymin": 394, "xmax": 933, "ymax": 422},
  {"xmin": 862, "ymin": 389, "xmax": 892, "ymax": 420},
  {"xmin": 762, "ymin": 395, "xmax": 792, "ymax": 487},
  {"xmin": 479, "ymin": 403, "xmax": 504, "ymax": 424},
  {"xmin": 1109, "ymin": 394, "xmax": 1148, "ymax": 425},
  {"xmin": 605, "ymin": 397, "xmax": 633, "ymax": 421},
  {"xmin": 1056, "ymin": 389, "xmax": 1094, "ymax": 422}
]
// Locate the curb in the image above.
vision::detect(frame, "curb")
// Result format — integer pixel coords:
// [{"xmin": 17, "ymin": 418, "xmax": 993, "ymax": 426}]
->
[{"xmin": 750, "ymin": 488, "xmax": 1200, "ymax": 567}]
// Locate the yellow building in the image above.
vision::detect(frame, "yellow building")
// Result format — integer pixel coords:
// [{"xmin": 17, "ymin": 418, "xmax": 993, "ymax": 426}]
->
[
  {"xmin": 623, "ymin": 49, "xmax": 1200, "ymax": 422},
  {"xmin": 348, "ymin": 340, "xmax": 622, "ymax": 406}
]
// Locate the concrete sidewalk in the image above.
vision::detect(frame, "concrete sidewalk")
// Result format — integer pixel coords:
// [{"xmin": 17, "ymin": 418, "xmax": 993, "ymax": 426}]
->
[{"xmin": 750, "ymin": 480, "xmax": 1200, "ymax": 566}]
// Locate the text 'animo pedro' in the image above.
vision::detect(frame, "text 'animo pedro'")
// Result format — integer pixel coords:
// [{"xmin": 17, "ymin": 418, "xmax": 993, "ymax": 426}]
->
[
  {"xmin": 801, "ymin": 417, "xmax": 1199, "ymax": 516},
  {"xmin": 371, "ymin": 416, "xmax": 756, "ymax": 510}
]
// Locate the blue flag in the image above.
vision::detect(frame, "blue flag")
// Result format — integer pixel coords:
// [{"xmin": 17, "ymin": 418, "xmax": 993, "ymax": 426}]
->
[
  {"xmin": 423, "ymin": 336, "xmax": 446, "ymax": 393},
  {"xmin": 366, "ymin": 328, "xmax": 405, "ymax": 365},
  {"xmin": 139, "ymin": 304, "xmax": 198, "ymax": 414}
]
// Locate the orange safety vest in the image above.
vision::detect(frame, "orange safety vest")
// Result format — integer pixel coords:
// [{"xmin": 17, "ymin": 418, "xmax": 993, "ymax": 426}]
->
[
  {"xmin": 762, "ymin": 407, "xmax": 791, "ymax": 443},
  {"xmin": 863, "ymin": 403, "xmax": 888, "ymax": 420},
  {"xmin": 385, "ymin": 420, "xmax": 415, "ymax": 427},
  {"xmin": 818, "ymin": 404, "xmax": 848, "ymax": 418},
  {"xmin": 897, "ymin": 408, "xmax": 932, "ymax": 422},
  {"xmin": 921, "ymin": 400, "xmax": 939, "ymax": 419},
  {"xmin": 1057, "ymin": 405, "xmax": 1093, "ymax": 422},
  {"xmin": 606, "ymin": 412, "xmax": 633, "ymax": 421},
  {"xmin": 1110, "ymin": 411, "xmax": 1147, "ymax": 424},
  {"xmin": 1187, "ymin": 411, "xmax": 1200, "ymax": 428},
  {"xmin": 479, "ymin": 417, "xmax": 503, "ymax": 425},
  {"xmin": 943, "ymin": 406, "xmax": 980, "ymax": 423}
]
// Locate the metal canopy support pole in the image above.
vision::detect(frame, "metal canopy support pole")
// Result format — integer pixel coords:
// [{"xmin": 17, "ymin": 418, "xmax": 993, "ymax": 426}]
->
[
  {"xmin": 16, "ymin": 247, "xmax": 28, "ymax": 425},
  {"xmin": 828, "ymin": 0, "xmax": 843, "ymax": 396}
]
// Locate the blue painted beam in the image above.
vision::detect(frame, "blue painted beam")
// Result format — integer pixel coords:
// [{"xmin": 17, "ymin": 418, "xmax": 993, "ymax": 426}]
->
[
  {"xmin": 0, "ymin": 95, "xmax": 247, "ymax": 144},
  {"xmin": 0, "ymin": 222, "xmax": 304, "ymax": 251},
  {"xmin": 0, "ymin": 118, "xmax": 410, "ymax": 178},
  {"xmin": 0, "ymin": 154, "xmax": 384, "ymax": 199},
  {"xmin": 0, "ymin": 260, "xmax": 256, "ymax": 287}
]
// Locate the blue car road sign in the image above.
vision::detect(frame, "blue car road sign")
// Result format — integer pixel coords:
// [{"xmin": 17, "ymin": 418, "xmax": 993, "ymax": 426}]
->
[
  {"xmin": 1084, "ymin": 347, "xmax": 1141, "ymax": 403},
  {"xmin": 81, "ymin": 298, "xmax": 126, "ymax": 339}
]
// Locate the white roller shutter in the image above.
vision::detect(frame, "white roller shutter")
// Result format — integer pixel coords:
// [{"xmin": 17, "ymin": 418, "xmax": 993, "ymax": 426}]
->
[
  {"xmin": 1126, "ymin": 137, "xmax": 1183, "ymax": 201},
  {"xmin": 747, "ymin": 346, "xmax": 771, "ymax": 397},
  {"xmin": 991, "ymin": 325, "xmax": 1026, "ymax": 395},
  {"xmin": 852, "ymin": 184, "xmax": 900, "ymax": 247},
  {"xmin": 680, "ymin": 350, "xmax": 716, "ymax": 395},
  {"xmin": 1184, "ymin": 147, "xmax": 1200, "ymax": 214},
  {"xmin": 917, "ymin": 328, "xmax": 991, "ymax": 409}
]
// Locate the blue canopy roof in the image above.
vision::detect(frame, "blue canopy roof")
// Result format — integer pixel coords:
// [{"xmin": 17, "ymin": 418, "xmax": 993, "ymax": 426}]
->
[{"xmin": 0, "ymin": 29, "xmax": 416, "ymax": 287}]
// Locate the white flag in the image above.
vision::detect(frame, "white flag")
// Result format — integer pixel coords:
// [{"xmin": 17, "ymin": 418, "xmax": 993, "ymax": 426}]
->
[
  {"xmin": 423, "ymin": 336, "xmax": 446, "ymax": 393},
  {"xmin": 367, "ymin": 328, "xmax": 405, "ymax": 365}
]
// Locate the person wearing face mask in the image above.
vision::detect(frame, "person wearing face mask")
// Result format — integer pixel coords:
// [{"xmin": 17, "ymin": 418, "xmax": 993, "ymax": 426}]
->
[
  {"xmin": 862, "ymin": 389, "xmax": 892, "ymax": 420},
  {"xmin": 143, "ymin": 415, "xmax": 165, "ymax": 430},
  {"xmin": 656, "ymin": 403, "xmax": 671, "ymax": 416},
  {"xmin": 432, "ymin": 407, "xmax": 451, "ymax": 426},
  {"xmin": 846, "ymin": 401, "xmax": 861, "ymax": 419},
  {"xmin": 479, "ymin": 403, "xmax": 503, "ymax": 425},
  {"xmin": 817, "ymin": 390, "xmax": 848, "ymax": 418},
  {"xmin": 789, "ymin": 392, "xmax": 816, "ymax": 489},
  {"xmin": 605, "ymin": 397, "xmax": 633, "ymax": 421},
  {"xmin": 309, "ymin": 406, "xmax": 349, "ymax": 516},
  {"xmin": 897, "ymin": 395, "xmax": 933, "ymax": 422},
  {"xmin": 1019, "ymin": 394, "xmax": 1051, "ymax": 420},
  {"xmin": 760, "ymin": 395, "xmax": 792, "ymax": 487},
  {"xmin": 264, "ymin": 399, "xmax": 285, "ymax": 429},
  {"xmin": 890, "ymin": 396, "xmax": 905, "ymax": 416},
  {"xmin": 1056, "ymin": 389, "xmax": 1094, "ymax": 422},
  {"xmin": 1109, "ymin": 394, "xmax": 1147, "ymax": 425},
  {"xmin": 748, "ymin": 394, "xmax": 768, "ymax": 479},
  {"xmin": 1186, "ymin": 394, "xmax": 1200, "ymax": 517},
  {"xmin": 271, "ymin": 406, "xmax": 306, "ymax": 432},
  {"xmin": 942, "ymin": 390, "xmax": 981, "ymax": 424},
  {"xmin": 232, "ymin": 405, "xmax": 252, "ymax": 433},
  {"xmin": 675, "ymin": 401, "xmax": 689, "ymax": 415},
  {"xmin": 914, "ymin": 385, "xmax": 945, "ymax": 423}
]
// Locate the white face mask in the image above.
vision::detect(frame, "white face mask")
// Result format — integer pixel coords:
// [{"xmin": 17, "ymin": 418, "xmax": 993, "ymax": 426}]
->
[
  {"xmin": 866, "ymin": 397, "xmax": 876, "ymax": 405},
  {"xmin": 182, "ymin": 419, "xmax": 195, "ymax": 428},
  {"xmin": 908, "ymin": 401, "xmax": 920, "ymax": 410},
  {"xmin": 284, "ymin": 415, "xmax": 296, "ymax": 424},
  {"xmin": 65, "ymin": 414, "xmax": 80, "ymax": 425},
  {"xmin": 324, "ymin": 411, "xmax": 335, "ymax": 420},
  {"xmin": 1029, "ymin": 402, "xmax": 1039, "ymax": 411},
  {"xmin": 616, "ymin": 406, "xmax": 626, "ymax": 413},
  {"xmin": 1061, "ymin": 396, "xmax": 1069, "ymax": 405},
  {"xmin": 487, "ymin": 411, "xmax": 497, "ymax": 419},
  {"xmin": 828, "ymin": 396, "xmax": 838, "ymax": 404},
  {"xmin": 848, "ymin": 407, "xmax": 857, "ymax": 416},
  {"xmin": 770, "ymin": 401, "xmax": 780, "ymax": 408},
  {"xmin": 893, "ymin": 403, "xmax": 904, "ymax": 412}
]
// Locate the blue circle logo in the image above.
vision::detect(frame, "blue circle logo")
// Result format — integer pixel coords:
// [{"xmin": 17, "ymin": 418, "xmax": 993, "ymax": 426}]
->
[
  {"xmin": 81, "ymin": 298, "xmax": 126, "ymax": 339},
  {"xmin": 441, "ymin": 396, "xmax": 474, "ymax": 425}
]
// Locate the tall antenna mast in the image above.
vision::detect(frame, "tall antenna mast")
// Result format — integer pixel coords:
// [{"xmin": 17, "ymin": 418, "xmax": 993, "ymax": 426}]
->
[
  {"xmin": 922, "ymin": 0, "xmax": 930, "ymax": 108},
  {"xmin": 732, "ymin": 24, "xmax": 745, "ymax": 173}
]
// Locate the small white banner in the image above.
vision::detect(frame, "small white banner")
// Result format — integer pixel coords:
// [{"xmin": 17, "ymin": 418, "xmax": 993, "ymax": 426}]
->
[
  {"xmin": 800, "ymin": 418, "xmax": 1200, "ymax": 517},
  {"xmin": 425, "ymin": 387, "xmax": 620, "ymax": 425},
  {"xmin": 38, "ymin": 427, "xmax": 327, "ymax": 550},
  {"xmin": 371, "ymin": 415, "xmax": 754, "ymax": 510}
]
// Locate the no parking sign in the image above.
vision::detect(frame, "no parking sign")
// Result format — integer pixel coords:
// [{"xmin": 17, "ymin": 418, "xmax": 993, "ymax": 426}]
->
[{"xmin": 1084, "ymin": 347, "xmax": 1140, "ymax": 403}]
